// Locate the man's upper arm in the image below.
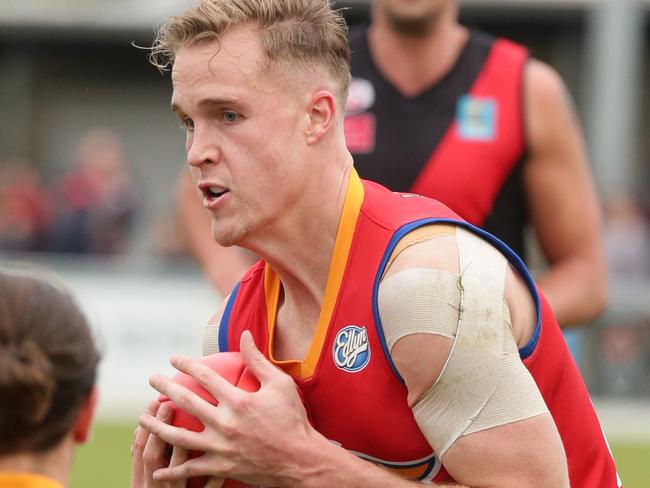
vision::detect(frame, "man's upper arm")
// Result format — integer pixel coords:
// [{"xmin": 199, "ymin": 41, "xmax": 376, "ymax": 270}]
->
[
  {"xmin": 378, "ymin": 228, "xmax": 568, "ymax": 487},
  {"xmin": 524, "ymin": 59, "xmax": 600, "ymax": 263},
  {"xmin": 523, "ymin": 59, "xmax": 607, "ymax": 323},
  {"xmin": 443, "ymin": 413, "xmax": 568, "ymax": 487}
]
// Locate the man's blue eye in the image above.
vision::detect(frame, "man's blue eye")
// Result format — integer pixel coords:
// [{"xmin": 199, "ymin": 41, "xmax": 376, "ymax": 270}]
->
[{"xmin": 223, "ymin": 111, "xmax": 239, "ymax": 123}]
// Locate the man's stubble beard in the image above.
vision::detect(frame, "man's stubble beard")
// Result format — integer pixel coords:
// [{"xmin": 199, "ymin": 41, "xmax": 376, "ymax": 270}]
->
[
  {"xmin": 384, "ymin": 8, "xmax": 444, "ymax": 37},
  {"xmin": 211, "ymin": 216, "xmax": 249, "ymax": 249}
]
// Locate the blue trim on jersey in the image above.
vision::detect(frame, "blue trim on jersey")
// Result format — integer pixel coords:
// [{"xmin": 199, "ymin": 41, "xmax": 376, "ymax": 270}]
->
[
  {"xmin": 359, "ymin": 451, "xmax": 438, "ymax": 479},
  {"xmin": 372, "ymin": 218, "xmax": 542, "ymax": 384},
  {"xmin": 420, "ymin": 456, "xmax": 437, "ymax": 480},
  {"xmin": 219, "ymin": 283, "xmax": 241, "ymax": 353}
]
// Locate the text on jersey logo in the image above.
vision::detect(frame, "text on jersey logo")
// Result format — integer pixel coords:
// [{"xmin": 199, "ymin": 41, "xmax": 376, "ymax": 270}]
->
[{"xmin": 333, "ymin": 325, "xmax": 371, "ymax": 372}]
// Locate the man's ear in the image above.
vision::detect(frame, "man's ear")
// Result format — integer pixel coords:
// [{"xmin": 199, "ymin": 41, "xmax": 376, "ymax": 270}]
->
[
  {"xmin": 306, "ymin": 90, "xmax": 337, "ymax": 144},
  {"xmin": 73, "ymin": 386, "xmax": 99, "ymax": 444}
]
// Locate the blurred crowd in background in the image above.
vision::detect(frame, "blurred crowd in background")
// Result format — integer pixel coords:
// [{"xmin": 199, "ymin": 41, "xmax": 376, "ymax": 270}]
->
[
  {"xmin": 0, "ymin": 128, "xmax": 137, "ymax": 255},
  {"xmin": 602, "ymin": 194, "xmax": 650, "ymax": 279}
]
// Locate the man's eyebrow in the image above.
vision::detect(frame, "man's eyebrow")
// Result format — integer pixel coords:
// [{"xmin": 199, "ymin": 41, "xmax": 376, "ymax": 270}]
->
[
  {"xmin": 171, "ymin": 97, "xmax": 242, "ymax": 115},
  {"xmin": 198, "ymin": 97, "xmax": 242, "ymax": 108}
]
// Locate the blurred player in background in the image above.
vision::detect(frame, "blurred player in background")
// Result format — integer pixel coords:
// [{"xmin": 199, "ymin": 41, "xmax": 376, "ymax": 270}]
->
[
  {"xmin": 346, "ymin": 0, "xmax": 607, "ymax": 327},
  {"xmin": 0, "ymin": 265, "xmax": 101, "ymax": 488},
  {"xmin": 175, "ymin": 0, "xmax": 607, "ymax": 328},
  {"xmin": 50, "ymin": 128, "xmax": 137, "ymax": 255},
  {"xmin": 133, "ymin": 1, "xmax": 620, "ymax": 486}
]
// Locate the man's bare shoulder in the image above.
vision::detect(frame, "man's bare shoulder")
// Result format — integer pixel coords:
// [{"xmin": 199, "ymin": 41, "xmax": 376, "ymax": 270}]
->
[
  {"xmin": 525, "ymin": 58, "xmax": 581, "ymax": 144},
  {"xmin": 526, "ymin": 58, "xmax": 570, "ymax": 107},
  {"xmin": 378, "ymin": 224, "xmax": 461, "ymax": 406},
  {"xmin": 382, "ymin": 223, "xmax": 459, "ymax": 280},
  {"xmin": 378, "ymin": 224, "xmax": 537, "ymax": 395}
]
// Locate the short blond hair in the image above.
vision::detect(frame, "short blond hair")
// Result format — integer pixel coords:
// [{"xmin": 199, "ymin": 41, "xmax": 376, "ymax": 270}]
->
[{"xmin": 150, "ymin": 0, "xmax": 351, "ymax": 102}]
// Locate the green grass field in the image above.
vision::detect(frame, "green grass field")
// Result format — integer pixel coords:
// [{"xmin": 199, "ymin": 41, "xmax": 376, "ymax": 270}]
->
[{"xmin": 71, "ymin": 422, "xmax": 650, "ymax": 487}]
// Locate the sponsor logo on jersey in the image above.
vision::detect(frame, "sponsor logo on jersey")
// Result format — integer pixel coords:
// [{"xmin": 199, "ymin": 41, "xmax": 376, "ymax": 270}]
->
[
  {"xmin": 457, "ymin": 95, "xmax": 498, "ymax": 141},
  {"xmin": 346, "ymin": 77, "xmax": 376, "ymax": 115},
  {"xmin": 333, "ymin": 325, "xmax": 371, "ymax": 372}
]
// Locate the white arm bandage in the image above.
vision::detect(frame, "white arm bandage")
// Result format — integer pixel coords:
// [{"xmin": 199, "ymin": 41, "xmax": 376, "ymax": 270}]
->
[{"xmin": 378, "ymin": 227, "xmax": 548, "ymax": 460}]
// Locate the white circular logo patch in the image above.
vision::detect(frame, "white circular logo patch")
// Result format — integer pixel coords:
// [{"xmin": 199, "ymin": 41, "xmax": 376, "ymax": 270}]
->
[{"xmin": 333, "ymin": 325, "xmax": 371, "ymax": 372}]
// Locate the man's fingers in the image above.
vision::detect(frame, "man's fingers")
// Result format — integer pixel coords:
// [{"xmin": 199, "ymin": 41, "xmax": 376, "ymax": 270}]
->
[
  {"xmin": 168, "ymin": 445, "xmax": 189, "ymax": 467},
  {"xmin": 130, "ymin": 425, "xmax": 151, "ymax": 488},
  {"xmin": 142, "ymin": 404, "xmax": 174, "ymax": 474},
  {"xmin": 146, "ymin": 399, "xmax": 161, "ymax": 416},
  {"xmin": 239, "ymin": 329, "xmax": 278, "ymax": 383},
  {"xmin": 131, "ymin": 400, "xmax": 161, "ymax": 488},
  {"xmin": 167, "ymin": 354, "xmax": 245, "ymax": 405},
  {"xmin": 139, "ymin": 409, "xmax": 212, "ymax": 453},
  {"xmin": 149, "ymin": 373, "xmax": 218, "ymax": 423},
  {"xmin": 134, "ymin": 400, "xmax": 160, "ymax": 458},
  {"xmin": 167, "ymin": 446, "xmax": 192, "ymax": 488},
  {"xmin": 131, "ymin": 426, "xmax": 145, "ymax": 458},
  {"xmin": 204, "ymin": 477, "xmax": 226, "ymax": 488},
  {"xmin": 152, "ymin": 456, "xmax": 223, "ymax": 483}
]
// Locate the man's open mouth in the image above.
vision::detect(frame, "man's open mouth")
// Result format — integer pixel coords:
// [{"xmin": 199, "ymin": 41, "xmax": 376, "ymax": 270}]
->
[{"xmin": 204, "ymin": 186, "xmax": 228, "ymax": 200}]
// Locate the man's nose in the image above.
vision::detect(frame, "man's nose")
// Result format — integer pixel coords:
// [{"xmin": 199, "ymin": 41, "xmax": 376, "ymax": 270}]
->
[{"xmin": 187, "ymin": 129, "xmax": 220, "ymax": 168}]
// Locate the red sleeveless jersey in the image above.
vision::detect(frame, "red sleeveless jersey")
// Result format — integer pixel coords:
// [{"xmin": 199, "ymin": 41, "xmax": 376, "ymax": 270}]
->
[
  {"xmin": 347, "ymin": 27, "xmax": 529, "ymax": 258},
  {"xmin": 216, "ymin": 174, "xmax": 621, "ymax": 486},
  {"xmin": 409, "ymin": 37, "xmax": 527, "ymax": 228}
]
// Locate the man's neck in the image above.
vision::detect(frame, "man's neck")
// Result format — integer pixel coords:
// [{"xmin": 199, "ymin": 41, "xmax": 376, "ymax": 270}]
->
[
  {"xmin": 245, "ymin": 153, "xmax": 354, "ymax": 324},
  {"xmin": 367, "ymin": 10, "xmax": 468, "ymax": 98},
  {"xmin": 254, "ymin": 160, "xmax": 354, "ymax": 363}
]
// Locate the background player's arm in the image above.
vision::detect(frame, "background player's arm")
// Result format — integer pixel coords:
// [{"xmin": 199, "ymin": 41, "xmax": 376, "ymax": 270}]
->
[
  {"xmin": 177, "ymin": 170, "xmax": 251, "ymax": 296},
  {"xmin": 523, "ymin": 59, "xmax": 607, "ymax": 327}
]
